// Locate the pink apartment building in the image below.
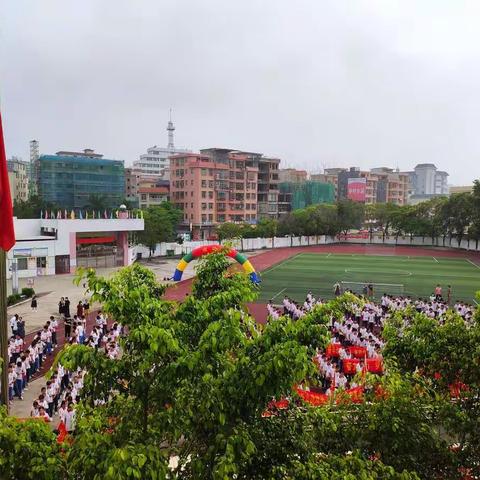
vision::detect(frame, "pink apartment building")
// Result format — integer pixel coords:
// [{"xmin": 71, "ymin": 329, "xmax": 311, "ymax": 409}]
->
[{"xmin": 170, "ymin": 149, "xmax": 259, "ymax": 239}]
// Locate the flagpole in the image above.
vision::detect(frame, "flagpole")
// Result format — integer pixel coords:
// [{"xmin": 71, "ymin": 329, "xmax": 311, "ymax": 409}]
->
[{"xmin": 0, "ymin": 249, "xmax": 9, "ymax": 411}]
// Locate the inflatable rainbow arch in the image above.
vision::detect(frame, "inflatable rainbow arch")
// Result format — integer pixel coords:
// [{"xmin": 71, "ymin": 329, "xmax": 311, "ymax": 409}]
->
[{"xmin": 172, "ymin": 244, "xmax": 260, "ymax": 284}]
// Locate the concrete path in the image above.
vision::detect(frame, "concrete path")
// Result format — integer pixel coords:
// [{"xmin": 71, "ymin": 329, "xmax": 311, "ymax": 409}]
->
[{"xmin": 6, "ymin": 258, "xmax": 193, "ymax": 335}]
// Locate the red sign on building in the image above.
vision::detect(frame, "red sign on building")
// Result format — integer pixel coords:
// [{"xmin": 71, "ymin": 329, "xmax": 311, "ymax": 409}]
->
[{"xmin": 347, "ymin": 177, "xmax": 366, "ymax": 202}]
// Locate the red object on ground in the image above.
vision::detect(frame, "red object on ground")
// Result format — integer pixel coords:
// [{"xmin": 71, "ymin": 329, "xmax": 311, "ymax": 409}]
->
[
  {"xmin": 0, "ymin": 112, "xmax": 15, "ymax": 251},
  {"xmin": 268, "ymin": 398, "xmax": 290, "ymax": 410},
  {"xmin": 374, "ymin": 385, "xmax": 389, "ymax": 400},
  {"xmin": 366, "ymin": 358, "xmax": 383, "ymax": 373},
  {"xmin": 449, "ymin": 381, "xmax": 469, "ymax": 398},
  {"xmin": 326, "ymin": 343, "xmax": 342, "ymax": 357},
  {"xmin": 343, "ymin": 358, "xmax": 360, "ymax": 374},
  {"xmin": 57, "ymin": 421, "xmax": 67, "ymax": 444},
  {"xmin": 294, "ymin": 386, "xmax": 329, "ymax": 406},
  {"xmin": 348, "ymin": 345, "xmax": 367, "ymax": 358},
  {"xmin": 346, "ymin": 386, "xmax": 364, "ymax": 403}
]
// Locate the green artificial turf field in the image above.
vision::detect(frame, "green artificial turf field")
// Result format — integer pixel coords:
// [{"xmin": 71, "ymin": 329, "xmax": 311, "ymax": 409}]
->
[{"xmin": 258, "ymin": 253, "xmax": 480, "ymax": 304}]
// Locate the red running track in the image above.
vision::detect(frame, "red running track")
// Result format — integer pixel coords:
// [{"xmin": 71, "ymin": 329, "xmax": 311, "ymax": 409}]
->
[{"xmin": 164, "ymin": 244, "xmax": 480, "ymax": 322}]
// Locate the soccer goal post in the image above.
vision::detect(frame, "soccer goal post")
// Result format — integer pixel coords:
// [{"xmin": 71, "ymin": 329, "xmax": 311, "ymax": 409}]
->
[{"xmin": 340, "ymin": 281, "xmax": 404, "ymax": 297}]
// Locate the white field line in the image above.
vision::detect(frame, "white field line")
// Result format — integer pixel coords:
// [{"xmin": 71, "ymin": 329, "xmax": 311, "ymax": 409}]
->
[
  {"xmin": 326, "ymin": 253, "xmax": 331, "ymax": 258},
  {"xmin": 473, "ymin": 298, "xmax": 479, "ymax": 306},
  {"xmin": 466, "ymin": 259, "xmax": 480, "ymax": 270},
  {"xmin": 262, "ymin": 253, "xmax": 303, "ymax": 276},
  {"xmin": 433, "ymin": 257, "xmax": 439, "ymax": 263},
  {"xmin": 271, "ymin": 288, "xmax": 286, "ymax": 301}
]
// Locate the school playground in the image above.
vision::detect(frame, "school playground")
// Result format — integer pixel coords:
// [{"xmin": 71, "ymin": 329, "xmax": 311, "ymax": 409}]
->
[{"xmin": 164, "ymin": 244, "xmax": 480, "ymax": 321}]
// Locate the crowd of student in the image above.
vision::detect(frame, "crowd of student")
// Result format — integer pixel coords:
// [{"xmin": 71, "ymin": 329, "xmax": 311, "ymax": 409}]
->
[
  {"xmin": 5, "ymin": 293, "xmax": 122, "ymax": 433},
  {"xmin": 26, "ymin": 312, "xmax": 123, "ymax": 433},
  {"xmin": 267, "ymin": 287, "xmax": 476, "ymax": 396}
]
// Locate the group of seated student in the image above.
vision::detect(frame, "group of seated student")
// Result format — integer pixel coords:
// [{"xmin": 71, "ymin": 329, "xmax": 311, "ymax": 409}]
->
[
  {"xmin": 28, "ymin": 315, "xmax": 123, "ymax": 433},
  {"xmin": 266, "ymin": 289, "xmax": 476, "ymax": 395}
]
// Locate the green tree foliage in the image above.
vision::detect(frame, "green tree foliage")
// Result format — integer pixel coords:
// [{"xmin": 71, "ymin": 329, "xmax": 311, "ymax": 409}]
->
[
  {"xmin": 13, "ymin": 195, "xmax": 58, "ymax": 219},
  {"xmin": 137, "ymin": 202, "xmax": 183, "ymax": 255},
  {"xmin": 215, "ymin": 223, "xmax": 243, "ymax": 242},
  {"xmin": 382, "ymin": 306, "xmax": 480, "ymax": 476},
  {"xmin": 336, "ymin": 199, "xmax": 365, "ymax": 234},
  {"xmin": 0, "ymin": 408, "xmax": 65, "ymax": 480}
]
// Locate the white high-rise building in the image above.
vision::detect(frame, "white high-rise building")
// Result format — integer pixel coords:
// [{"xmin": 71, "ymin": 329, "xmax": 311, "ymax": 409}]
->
[
  {"xmin": 405, "ymin": 163, "xmax": 449, "ymax": 203},
  {"xmin": 133, "ymin": 114, "xmax": 190, "ymax": 177}
]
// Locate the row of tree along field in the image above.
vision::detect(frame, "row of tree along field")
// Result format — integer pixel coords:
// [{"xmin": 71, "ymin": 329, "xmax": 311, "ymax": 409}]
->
[
  {"xmin": 1, "ymin": 251, "xmax": 479, "ymax": 479},
  {"xmin": 217, "ymin": 180, "xmax": 480, "ymax": 247}
]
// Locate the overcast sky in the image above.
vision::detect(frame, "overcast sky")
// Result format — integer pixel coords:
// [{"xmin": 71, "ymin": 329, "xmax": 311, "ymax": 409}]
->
[{"xmin": 1, "ymin": 1, "xmax": 480, "ymax": 184}]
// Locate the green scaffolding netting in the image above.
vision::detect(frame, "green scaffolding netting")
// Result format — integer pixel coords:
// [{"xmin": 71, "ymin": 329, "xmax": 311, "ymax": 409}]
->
[{"xmin": 279, "ymin": 181, "xmax": 335, "ymax": 210}]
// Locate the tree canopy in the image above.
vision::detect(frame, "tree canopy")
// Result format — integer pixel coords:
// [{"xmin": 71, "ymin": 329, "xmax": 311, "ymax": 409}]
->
[{"xmin": 137, "ymin": 202, "xmax": 183, "ymax": 254}]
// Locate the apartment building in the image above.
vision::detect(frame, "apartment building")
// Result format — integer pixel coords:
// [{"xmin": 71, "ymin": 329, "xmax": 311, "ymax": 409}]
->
[
  {"xmin": 311, "ymin": 168, "xmax": 345, "ymax": 199},
  {"xmin": 37, "ymin": 149, "xmax": 124, "ymax": 209},
  {"xmin": 404, "ymin": 164, "xmax": 449, "ymax": 203},
  {"xmin": 170, "ymin": 149, "xmax": 259, "ymax": 239},
  {"xmin": 138, "ymin": 178, "xmax": 169, "ymax": 209},
  {"xmin": 7, "ymin": 157, "xmax": 30, "ymax": 203},
  {"xmin": 278, "ymin": 168, "xmax": 308, "ymax": 183},
  {"xmin": 313, "ymin": 167, "xmax": 409, "ymax": 205},
  {"xmin": 257, "ymin": 157, "xmax": 280, "ymax": 219}
]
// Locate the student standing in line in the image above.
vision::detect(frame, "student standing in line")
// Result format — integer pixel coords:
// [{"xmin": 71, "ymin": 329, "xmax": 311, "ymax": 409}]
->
[
  {"xmin": 77, "ymin": 301, "xmax": 84, "ymax": 318},
  {"xmin": 58, "ymin": 297, "xmax": 65, "ymax": 316},
  {"xmin": 64, "ymin": 297, "xmax": 71, "ymax": 319},
  {"xmin": 64, "ymin": 315, "xmax": 72, "ymax": 339}
]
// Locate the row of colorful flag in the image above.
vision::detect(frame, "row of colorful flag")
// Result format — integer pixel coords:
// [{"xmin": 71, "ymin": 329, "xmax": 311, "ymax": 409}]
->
[{"xmin": 40, "ymin": 210, "xmax": 144, "ymax": 220}]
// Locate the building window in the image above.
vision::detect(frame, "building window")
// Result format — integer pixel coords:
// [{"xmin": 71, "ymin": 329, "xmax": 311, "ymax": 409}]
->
[
  {"xmin": 208, "ymin": 203, "xmax": 213, "ymax": 209},
  {"xmin": 208, "ymin": 191, "xmax": 213, "ymax": 199},
  {"xmin": 208, "ymin": 214, "xmax": 213, "ymax": 221},
  {"xmin": 201, "ymin": 168, "xmax": 207, "ymax": 176},
  {"xmin": 202, "ymin": 214, "xmax": 207, "ymax": 222},
  {"xmin": 201, "ymin": 180, "xmax": 207, "ymax": 188},
  {"xmin": 36, "ymin": 257, "xmax": 47, "ymax": 268},
  {"xmin": 17, "ymin": 258, "xmax": 28, "ymax": 270},
  {"xmin": 201, "ymin": 203, "xmax": 207, "ymax": 210},
  {"xmin": 202, "ymin": 191, "xmax": 206, "ymax": 198}
]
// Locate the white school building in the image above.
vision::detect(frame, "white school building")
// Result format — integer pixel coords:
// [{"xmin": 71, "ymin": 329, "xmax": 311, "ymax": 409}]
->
[{"xmin": 6, "ymin": 215, "xmax": 144, "ymax": 279}]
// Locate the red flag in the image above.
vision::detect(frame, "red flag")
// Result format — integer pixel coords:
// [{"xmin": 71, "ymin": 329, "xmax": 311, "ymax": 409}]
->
[{"xmin": 0, "ymin": 112, "xmax": 15, "ymax": 251}]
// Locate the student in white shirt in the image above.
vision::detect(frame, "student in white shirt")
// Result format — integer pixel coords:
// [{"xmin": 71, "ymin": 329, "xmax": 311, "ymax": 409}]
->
[
  {"xmin": 64, "ymin": 404, "xmax": 76, "ymax": 433},
  {"xmin": 10, "ymin": 314, "xmax": 18, "ymax": 335},
  {"xmin": 37, "ymin": 406, "xmax": 52, "ymax": 422}
]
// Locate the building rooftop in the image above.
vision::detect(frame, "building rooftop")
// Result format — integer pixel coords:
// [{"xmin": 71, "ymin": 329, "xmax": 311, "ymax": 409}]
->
[
  {"xmin": 138, "ymin": 187, "xmax": 169, "ymax": 194},
  {"xmin": 55, "ymin": 149, "xmax": 103, "ymax": 158},
  {"xmin": 414, "ymin": 163, "xmax": 437, "ymax": 169}
]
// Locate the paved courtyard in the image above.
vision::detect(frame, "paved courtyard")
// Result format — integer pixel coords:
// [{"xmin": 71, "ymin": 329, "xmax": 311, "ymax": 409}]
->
[{"xmin": 6, "ymin": 257, "xmax": 193, "ymax": 335}]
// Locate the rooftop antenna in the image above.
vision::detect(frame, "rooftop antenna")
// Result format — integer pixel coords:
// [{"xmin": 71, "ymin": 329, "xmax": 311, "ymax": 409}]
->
[{"xmin": 167, "ymin": 108, "xmax": 175, "ymax": 150}]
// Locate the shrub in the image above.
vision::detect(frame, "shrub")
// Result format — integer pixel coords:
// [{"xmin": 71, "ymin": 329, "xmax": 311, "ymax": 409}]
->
[
  {"xmin": 21, "ymin": 287, "xmax": 35, "ymax": 298},
  {"xmin": 7, "ymin": 294, "xmax": 21, "ymax": 306}
]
